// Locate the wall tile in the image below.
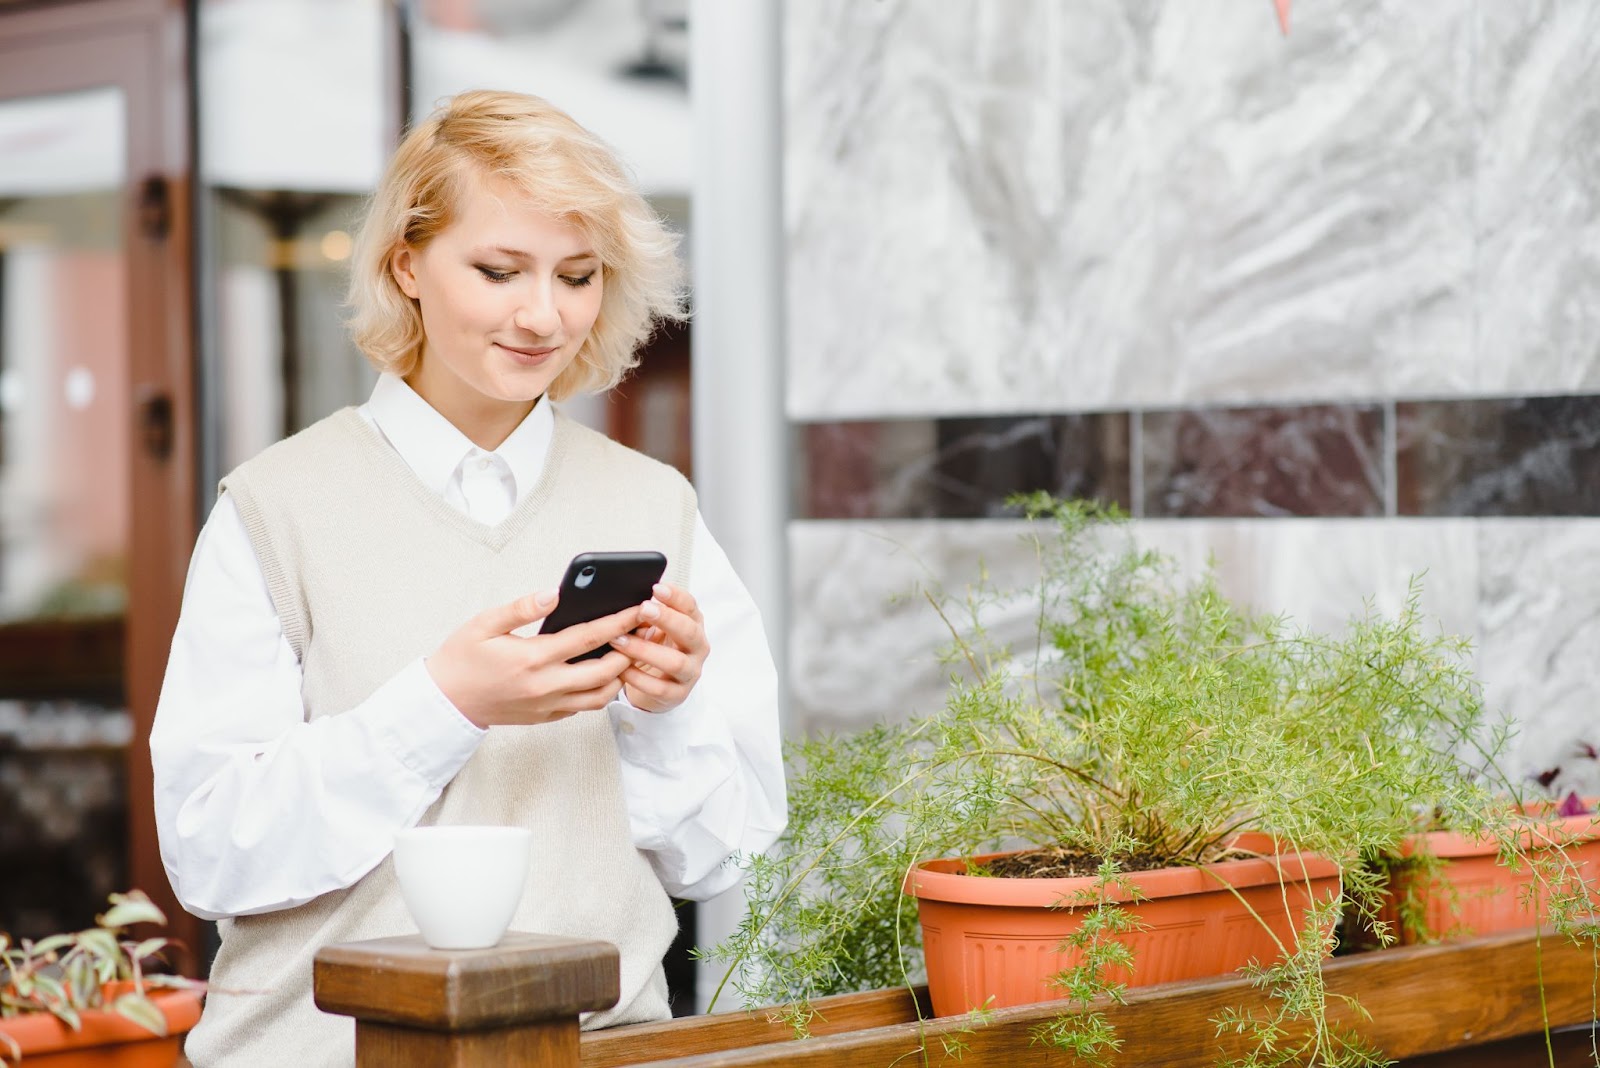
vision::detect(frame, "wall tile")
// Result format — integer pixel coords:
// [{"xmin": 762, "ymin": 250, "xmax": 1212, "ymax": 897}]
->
[
  {"xmin": 797, "ymin": 414, "xmax": 1131, "ymax": 519},
  {"xmin": 788, "ymin": 517, "xmax": 1480, "ymax": 736},
  {"xmin": 788, "ymin": 520, "xmax": 1041, "ymax": 734},
  {"xmin": 1134, "ymin": 519, "xmax": 1478, "ymax": 638},
  {"xmin": 1396, "ymin": 395, "xmax": 1600, "ymax": 516},
  {"xmin": 795, "ymin": 421, "xmax": 938, "ymax": 520},
  {"xmin": 1477, "ymin": 520, "xmax": 1600, "ymax": 795},
  {"xmin": 1474, "ymin": 4, "xmax": 1600, "ymax": 394},
  {"xmin": 786, "ymin": 0, "xmax": 1475, "ymax": 419},
  {"xmin": 1143, "ymin": 403, "xmax": 1385, "ymax": 517},
  {"xmin": 1143, "ymin": 0, "xmax": 1475, "ymax": 403}
]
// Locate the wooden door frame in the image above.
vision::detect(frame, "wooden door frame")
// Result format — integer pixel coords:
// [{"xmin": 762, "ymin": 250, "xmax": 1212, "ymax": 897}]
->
[{"xmin": 0, "ymin": 0, "xmax": 199, "ymax": 964}]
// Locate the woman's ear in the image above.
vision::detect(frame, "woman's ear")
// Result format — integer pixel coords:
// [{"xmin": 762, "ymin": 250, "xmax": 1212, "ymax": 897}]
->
[{"xmin": 390, "ymin": 246, "xmax": 421, "ymax": 300}]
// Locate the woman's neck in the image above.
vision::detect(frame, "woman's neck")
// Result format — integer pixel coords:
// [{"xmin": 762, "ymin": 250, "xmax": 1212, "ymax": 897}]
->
[{"xmin": 403, "ymin": 367, "xmax": 537, "ymax": 452}]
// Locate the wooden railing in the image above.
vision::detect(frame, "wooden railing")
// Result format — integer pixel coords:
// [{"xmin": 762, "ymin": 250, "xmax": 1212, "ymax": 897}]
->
[{"xmin": 313, "ymin": 928, "xmax": 1599, "ymax": 1067}]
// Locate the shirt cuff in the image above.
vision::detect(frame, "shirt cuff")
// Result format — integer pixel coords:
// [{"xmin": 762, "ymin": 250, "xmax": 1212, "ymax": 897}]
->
[
  {"xmin": 608, "ymin": 690, "xmax": 695, "ymax": 768},
  {"xmin": 372, "ymin": 658, "xmax": 487, "ymax": 789}
]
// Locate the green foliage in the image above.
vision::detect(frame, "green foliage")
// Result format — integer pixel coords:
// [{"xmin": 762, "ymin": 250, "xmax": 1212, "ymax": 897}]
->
[
  {"xmin": 702, "ymin": 498, "xmax": 1519, "ymax": 1066},
  {"xmin": 1031, "ymin": 860, "xmax": 1144, "ymax": 1065},
  {"xmin": 1214, "ymin": 900, "xmax": 1388, "ymax": 1068},
  {"xmin": 0, "ymin": 890, "xmax": 203, "ymax": 1061}
]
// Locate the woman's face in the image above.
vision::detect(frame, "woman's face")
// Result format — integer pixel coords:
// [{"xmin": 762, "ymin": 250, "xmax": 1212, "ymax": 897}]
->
[{"xmin": 390, "ymin": 172, "xmax": 604, "ymax": 440}]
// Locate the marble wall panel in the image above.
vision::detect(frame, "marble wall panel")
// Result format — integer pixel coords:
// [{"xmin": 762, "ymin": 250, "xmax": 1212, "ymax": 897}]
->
[
  {"xmin": 788, "ymin": 520, "xmax": 1039, "ymax": 734},
  {"xmin": 1142, "ymin": 403, "xmax": 1385, "ymax": 517},
  {"xmin": 786, "ymin": 0, "xmax": 1155, "ymax": 418},
  {"xmin": 788, "ymin": 518, "xmax": 1480, "ymax": 736},
  {"xmin": 1477, "ymin": 521, "xmax": 1600, "ymax": 796},
  {"xmin": 786, "ymin": 0, "xmax": 1475, "ymax": 420},
  {"xmin": 1133, "ymin": 519, "xmax": 1479, "ymax": 645},
  {"xmin": 1396, "ymin": 395, "xmax": 1600, "ymax": 516},
  {"xmin": 1142, "ymin": 1, "xmax": 1474, "ymax": 403},
  {"xmin": 1474, "ymin": 4, "xmax": 1600, "ymax": 395},
  {"xmin": 796, "ymin": 413, "xmax": 1130, "ymax": 519}
]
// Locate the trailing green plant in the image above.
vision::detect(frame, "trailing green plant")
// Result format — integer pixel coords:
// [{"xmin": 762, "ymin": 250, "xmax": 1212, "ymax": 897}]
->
[
  {"xmin": 0, "ymin": 889, "xmax": 203, "ymax": 1062},
  {"xmin": 702, "ymin": 497, "xmax": 1518, "ymax": 1066}
]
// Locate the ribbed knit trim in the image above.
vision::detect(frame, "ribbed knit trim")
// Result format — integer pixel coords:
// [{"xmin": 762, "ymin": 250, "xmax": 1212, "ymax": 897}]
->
[
  {"xmin": 335, "ymin": 406, "xmax": 577, "ymax": 553},
  {"xmin": 222, "ymin": 479, "xmax": 313, "ymax": 659}
]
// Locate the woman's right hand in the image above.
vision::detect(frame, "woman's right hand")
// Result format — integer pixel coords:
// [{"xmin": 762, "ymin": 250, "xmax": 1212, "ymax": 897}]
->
[{"xmin": 424, "ymin": 590, "xmax": 645, "ymax": 728}]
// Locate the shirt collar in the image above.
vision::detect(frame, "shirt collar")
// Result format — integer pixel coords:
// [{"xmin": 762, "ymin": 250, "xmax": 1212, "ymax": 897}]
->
[{"xmin": 361, "ymin": 373, "xmax": 554, "ymax": 500}]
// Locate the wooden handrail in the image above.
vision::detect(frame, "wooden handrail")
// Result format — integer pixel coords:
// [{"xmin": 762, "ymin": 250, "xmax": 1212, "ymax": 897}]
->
[
  {"xmin": 581, "ymin": 985, "xmax": 929, "ymax": 1068},
  {"xmin": 313, "ymin": 933, "xmax": 620, "ymax": 1067},
  {"xmin": 316, "ymin": 927, "xmax": 1599, "ymax": 1067}
]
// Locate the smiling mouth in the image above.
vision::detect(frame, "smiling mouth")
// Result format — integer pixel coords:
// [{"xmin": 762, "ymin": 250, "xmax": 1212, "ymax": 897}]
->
[{"xmin": 496, "ymin": 342, "xmax": 559, "ymax": 358}]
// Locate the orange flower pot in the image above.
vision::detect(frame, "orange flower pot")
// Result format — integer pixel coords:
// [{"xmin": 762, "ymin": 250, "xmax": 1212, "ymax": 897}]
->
[
  {"xmin": 1379, "ymin": 806, "xmax": 1600, "ymax": 944},
  {"xmin": 0, "ymin": 989, "xmax": 201, "ymax": 1067},
  {"xmin": 905, "ymin": 836, "xmax": 1341, "ymax": 1017}
]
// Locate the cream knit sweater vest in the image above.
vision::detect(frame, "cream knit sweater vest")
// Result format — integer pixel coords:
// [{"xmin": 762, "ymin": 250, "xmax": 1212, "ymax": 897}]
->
[{"xmin": 184, "ymin": 407, "xmax": 695, "ymax": 1068}]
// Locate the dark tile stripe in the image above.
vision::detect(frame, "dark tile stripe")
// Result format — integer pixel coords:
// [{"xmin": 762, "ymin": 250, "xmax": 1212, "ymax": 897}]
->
[
  {"xmin": 795, "ymin": 414, "xmax": 1130, "ymax": 520},
  {"xmin": 795, "ymin": 394, "xmax": 1600, "ymax": 520},
  {"xmin": 1396, "ymin": 395, "xmax": 1600, "ymax": 516},
  {"xmin": 1142, "ymin": 404, "xmax": 1386, "ymax": 518}
]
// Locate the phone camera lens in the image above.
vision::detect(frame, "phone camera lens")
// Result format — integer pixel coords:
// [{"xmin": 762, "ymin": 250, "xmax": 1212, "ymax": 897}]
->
[{"xmin": 575, "ymin": 565, "xmax": 597, "ymax": 589}]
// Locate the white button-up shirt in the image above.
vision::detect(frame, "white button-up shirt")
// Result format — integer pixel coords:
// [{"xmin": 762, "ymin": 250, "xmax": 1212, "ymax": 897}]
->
[{"xmin": 150, "ymin": 374, "xmax": 787, "ymax": 919}]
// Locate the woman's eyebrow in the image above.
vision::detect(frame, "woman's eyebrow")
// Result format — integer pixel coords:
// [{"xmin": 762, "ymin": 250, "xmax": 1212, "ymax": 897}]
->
[{"xmin": 471, "ymin": 245, "xmax": 599, "ymax": 263}]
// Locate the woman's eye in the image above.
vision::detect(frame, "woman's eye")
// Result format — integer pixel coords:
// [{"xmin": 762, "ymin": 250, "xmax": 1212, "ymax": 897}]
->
[
  {"xmin": 475, "ymin": 265, "xmax": 514, "ymax": 283},
  {"xmin": 561, "ymin": 274, "xmax": 595, "ymax": 288}
]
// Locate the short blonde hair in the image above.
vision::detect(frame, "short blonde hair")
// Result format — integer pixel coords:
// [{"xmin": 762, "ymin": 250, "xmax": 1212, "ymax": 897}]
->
[{"xmin": 348, "ymin": 90, "xmax": 686, "ymax": 400}]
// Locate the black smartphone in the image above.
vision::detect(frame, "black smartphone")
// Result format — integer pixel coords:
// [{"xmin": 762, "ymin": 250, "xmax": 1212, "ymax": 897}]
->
[{"xmin": 540, "ymin": 551, "xmax": 668, "ymax": 662}]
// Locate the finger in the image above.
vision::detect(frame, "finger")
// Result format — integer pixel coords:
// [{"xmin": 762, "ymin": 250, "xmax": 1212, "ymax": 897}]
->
[
  {"xmin": 472, "ymin": 589, "xmax": 558, "ymax": 637},
  {"xmin": 552, "ymin": 679, "xmax": 625, "ymax": 713},
  {"xmin": 614, "ymin": 634, "xmax": 697, "ymax": 684},
  {"xmin": 638, "ymin": 599, "xmax": 706, "ymax": 656},
  {"xmin": 540, "ymin": 604, "xmax": 645, "ymax": 662},
  {"xmin": 650, "ymin": 582, "xmax": 702, "ymax": 621},
  {"xmin": 548, "ymin": 649, "xmax": 632, "ymax": 689},
  {"xmin": 621, "ymin": 665, "xmax": 688, "ymax": 702}
]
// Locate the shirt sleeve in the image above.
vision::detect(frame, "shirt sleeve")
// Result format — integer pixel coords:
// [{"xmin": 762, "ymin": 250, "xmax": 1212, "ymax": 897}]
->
[
  {"xmin": 607, "ymin": 512, "xmax": 789, "ymax": 900},
  {"xmin": 149, "ymin": 494, "xmax": 486, "ymax": 921}
]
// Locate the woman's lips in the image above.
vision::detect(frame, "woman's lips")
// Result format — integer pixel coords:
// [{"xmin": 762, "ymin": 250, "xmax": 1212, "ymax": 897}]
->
[{"xmin": 496, "ymin": 342, "xmax": 558, "ymax": 363}]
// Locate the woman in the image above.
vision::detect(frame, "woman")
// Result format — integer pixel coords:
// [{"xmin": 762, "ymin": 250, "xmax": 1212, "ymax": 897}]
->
[{"xmin": 150, "ymin": 90, "xmax": 786, "ymax": 1066}]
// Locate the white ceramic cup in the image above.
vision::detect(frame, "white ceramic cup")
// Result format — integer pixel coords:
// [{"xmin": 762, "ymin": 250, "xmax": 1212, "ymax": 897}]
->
[{"xmin": 392, "ymin": 825, "xmax": 534, "ymax": 950}]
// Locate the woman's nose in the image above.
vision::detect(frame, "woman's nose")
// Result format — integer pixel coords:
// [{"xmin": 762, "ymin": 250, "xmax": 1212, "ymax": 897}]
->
[{"xmin": 513, "ymin": 285, "xmax": 561, "ymax": 336}]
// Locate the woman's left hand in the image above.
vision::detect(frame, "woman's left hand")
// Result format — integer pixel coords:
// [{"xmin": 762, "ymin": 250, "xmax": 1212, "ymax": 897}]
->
[{"xmin": 617, "ymin": 583, "xmax": 709, "ymax": 714}]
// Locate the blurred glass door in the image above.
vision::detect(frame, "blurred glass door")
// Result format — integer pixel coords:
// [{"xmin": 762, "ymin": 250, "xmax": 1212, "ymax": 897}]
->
[
  {"xmin": 0, "ymin": 0, "xmax": 197, "ymax": 959},
  {"xmin": 0, "ymin": 84, "xmax": 131, "ymax": 940}
]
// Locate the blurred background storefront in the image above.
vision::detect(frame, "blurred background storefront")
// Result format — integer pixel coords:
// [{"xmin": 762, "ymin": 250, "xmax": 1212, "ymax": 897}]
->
[{"xmin": 0, "ymin": 0, "xmax": 713, "ymax": 1006}]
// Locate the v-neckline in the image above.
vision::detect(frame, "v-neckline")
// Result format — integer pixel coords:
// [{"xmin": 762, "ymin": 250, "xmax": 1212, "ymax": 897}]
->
[{"xmin": 337, "ymin": 407, "xmax": 572, "ymax": 552}]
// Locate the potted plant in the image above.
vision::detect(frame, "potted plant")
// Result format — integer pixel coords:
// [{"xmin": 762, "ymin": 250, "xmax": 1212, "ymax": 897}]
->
[
  {"xmin": 1, "ymin": 890, "xmax": 203, "ymax": 1066},
  {"xmin": 705, "ymin": 497, "xmax": 1510, "ymax": 1066},
  {"xmin": 1373, "ymin": 774, "xmax": 1600, "ymax": 946}
]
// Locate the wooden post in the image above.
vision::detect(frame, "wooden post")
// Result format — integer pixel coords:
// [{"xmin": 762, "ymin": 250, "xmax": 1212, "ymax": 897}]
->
[{"xmin": 313, "ymin": 933, "xmax": 620, "ymax": 1068}]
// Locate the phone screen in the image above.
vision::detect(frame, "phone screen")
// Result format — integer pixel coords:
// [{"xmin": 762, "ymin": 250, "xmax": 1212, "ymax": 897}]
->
[{"xmin": 540, "ymin": 551, "xmax": 668, "ymax": 662}]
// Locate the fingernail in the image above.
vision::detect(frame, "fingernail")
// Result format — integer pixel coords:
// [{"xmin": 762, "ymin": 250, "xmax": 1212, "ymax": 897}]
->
[
  {"xmin": 536, "ymin": 589, "xmax": 557, "ymax": 607},
  {"xmin": 653, "ymin": 583, "xmax": 672, "ymax": 598},
  {"xmin": 614, "ymin": 634, "xmax": 630, "ymax": 647},
  {"xmin": 640, "ymin": 601, "xmax": 661, "ymax": 621}
]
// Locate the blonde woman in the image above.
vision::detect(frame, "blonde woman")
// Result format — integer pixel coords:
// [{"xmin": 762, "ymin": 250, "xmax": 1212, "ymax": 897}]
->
[{"xmin": 150, "ymin": 90, "xmax": 786, "ymax": 1066}]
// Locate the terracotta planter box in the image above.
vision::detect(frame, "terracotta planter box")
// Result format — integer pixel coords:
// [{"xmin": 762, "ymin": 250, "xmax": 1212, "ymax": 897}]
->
[
  {"xmin": 1379, "ymin": 806, "xmax": 1600, "ymax": 945},
  {"xmin": 0, "ymin": 989, "xmax": 201, "ymax": 1067},
  {"xmin": 905, "ymin": 837, "xmax": 1341, "ymax": 1017}
]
